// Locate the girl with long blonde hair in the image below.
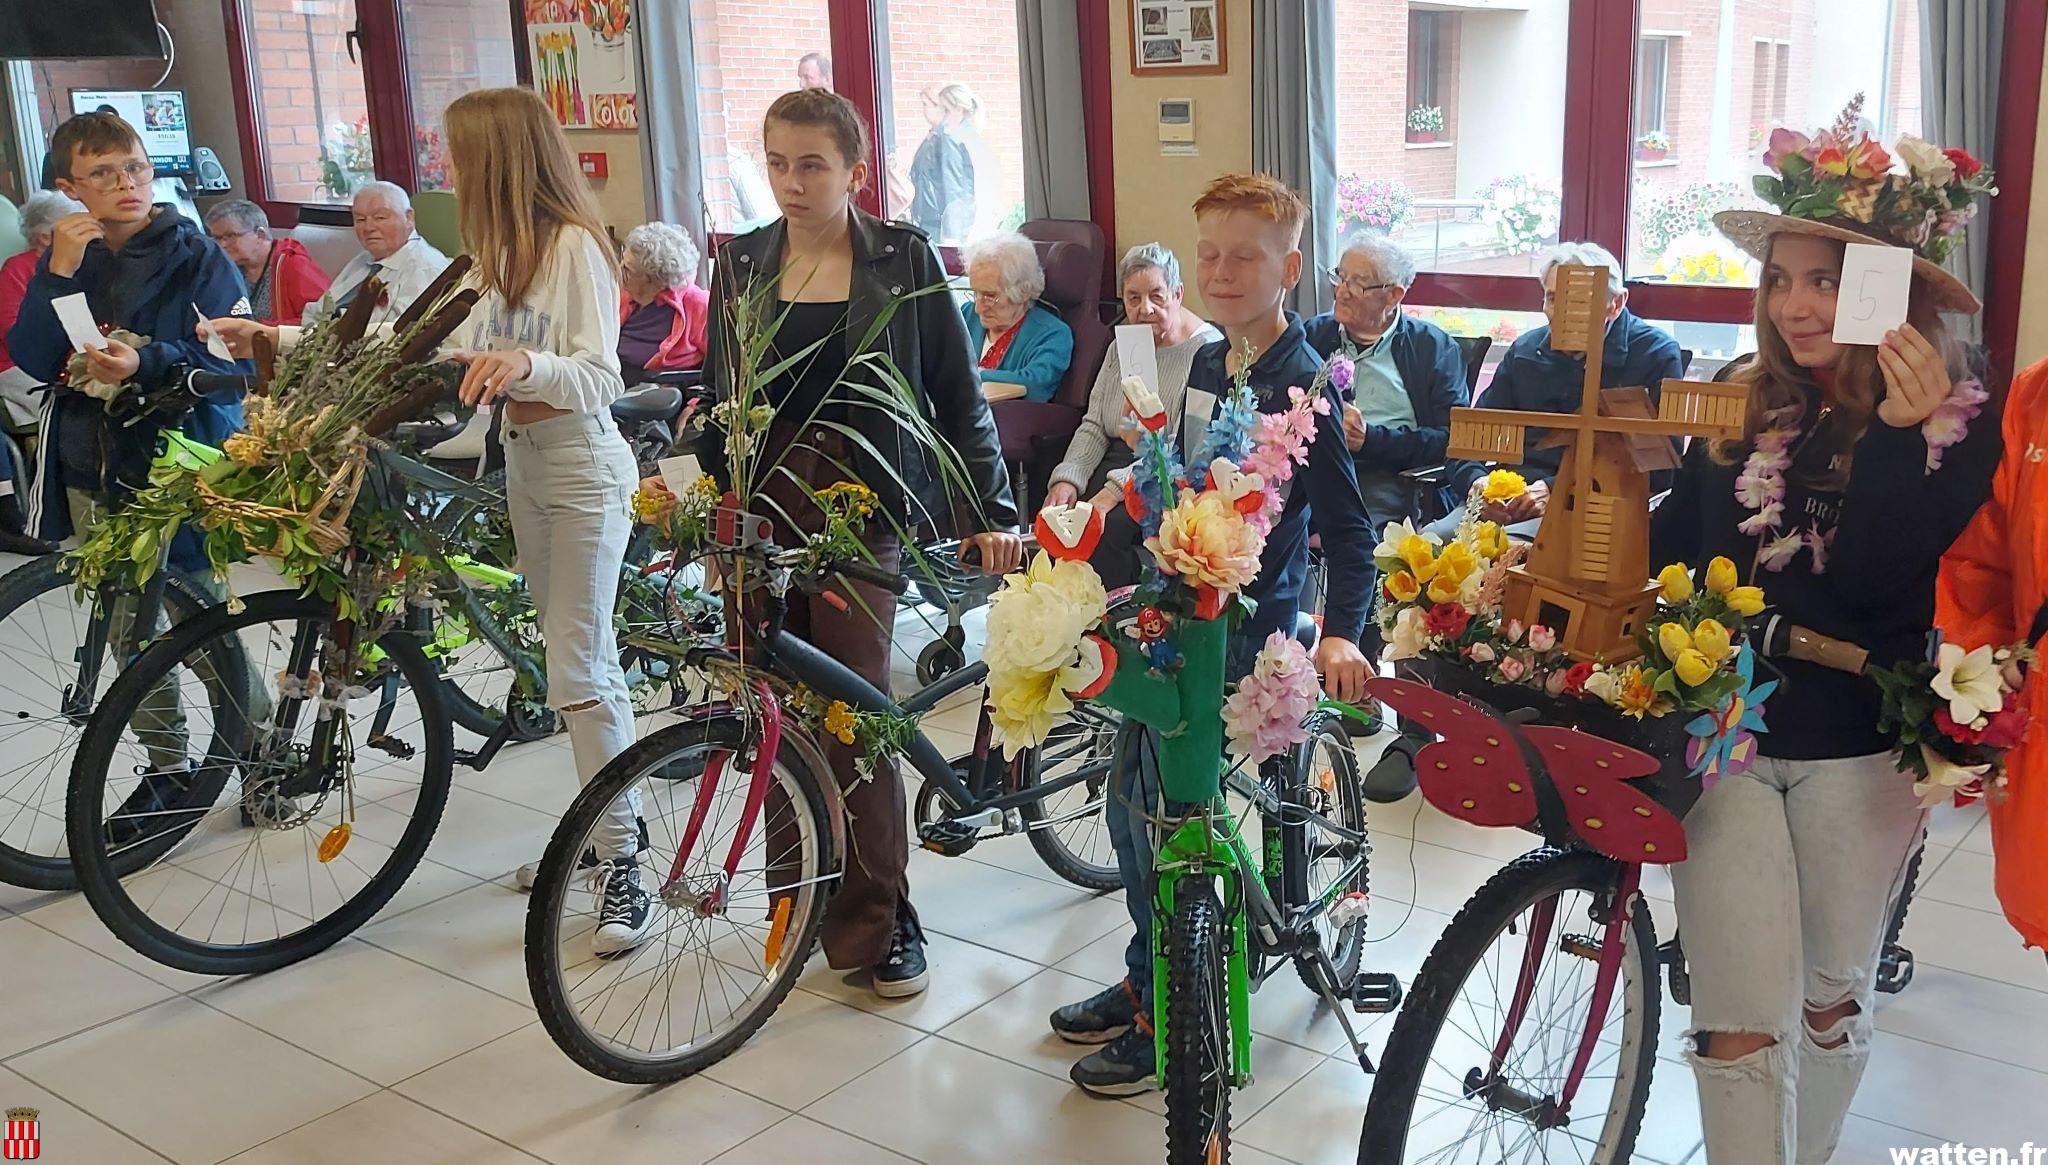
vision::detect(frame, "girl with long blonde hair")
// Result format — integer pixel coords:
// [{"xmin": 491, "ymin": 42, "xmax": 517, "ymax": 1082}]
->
[{"xmin": 211, "ymin": 87, "xmax": 659, "ymax": 955}]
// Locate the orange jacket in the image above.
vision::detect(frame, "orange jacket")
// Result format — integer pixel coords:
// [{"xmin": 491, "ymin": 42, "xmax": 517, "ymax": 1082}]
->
[{"xmin": 1936, "ymin": 356, "xmax": 2047, "ymax": 950}]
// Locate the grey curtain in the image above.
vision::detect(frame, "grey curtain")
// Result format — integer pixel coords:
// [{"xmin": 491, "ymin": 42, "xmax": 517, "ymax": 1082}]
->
[
  {"xmin": 1252, "ymin": 0, "xmax": 1338, "ymax": 317},
  {"xmin": 1918, "ymin": 0, "xmax": 2004, "ymax": 335},
  {"xmin": 1016, "ymin": 0, "xmax": 1092, "ymax": 220},
  {"xmin": 634, "ymin": 0, "xmax": 709, "ymax": 278}
]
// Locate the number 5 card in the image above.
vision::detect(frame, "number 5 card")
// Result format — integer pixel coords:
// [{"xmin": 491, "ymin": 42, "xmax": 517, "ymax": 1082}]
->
[{"xmin": 1831, "ymin": 243, "xmax": 1913, "ymax": 347}]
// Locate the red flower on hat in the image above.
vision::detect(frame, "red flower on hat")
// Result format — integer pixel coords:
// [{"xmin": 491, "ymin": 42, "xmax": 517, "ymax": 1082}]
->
[{"xmin": 1943, "ymin": 147, "xmax": 1984, "ymax": 179}]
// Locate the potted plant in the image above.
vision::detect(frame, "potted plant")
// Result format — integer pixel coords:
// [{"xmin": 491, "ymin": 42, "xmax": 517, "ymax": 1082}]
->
[
  {"xmin": 1406, "ymin": 105, "xmax": 1444, "ymax": 144},
  {"xmin": 1635, "ymin": 129, "xmax": 1672, "ymax": 162},
  {"xmin": 1477, "ymin": 174, "xmax": 1562, "ymax": 256},
  {"xmin": 1335, "ymin": 174, "xmax": 1415, "ymax": 236}
]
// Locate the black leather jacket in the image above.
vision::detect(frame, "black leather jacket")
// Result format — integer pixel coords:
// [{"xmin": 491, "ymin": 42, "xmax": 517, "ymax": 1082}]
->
[{"xmin": 702, "ymin": 209, "xmax": 1019, "ymax": 535}]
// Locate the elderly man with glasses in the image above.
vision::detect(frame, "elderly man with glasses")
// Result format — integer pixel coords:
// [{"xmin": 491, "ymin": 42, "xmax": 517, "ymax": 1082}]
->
[{"xmin": 302, "ymin": 181, "xmax": 451, "ymax": 330}]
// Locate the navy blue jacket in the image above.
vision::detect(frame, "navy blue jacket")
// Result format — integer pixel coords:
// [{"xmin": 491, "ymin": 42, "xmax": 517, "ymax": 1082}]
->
[
  {"xmin": 1476, "ymin": 308, "xmax": 1683, "ymax": 481},
  {"xmin": 1186, "ymin": 316, "xmax": 1374, "ymax": 646},
  {"xmin": 1303, "ymin": 311, "xmax": 1469, "ymax": 471},
  {"xmin": 7, "ymin": 205, "xmax": 252, "ymax": 548}
]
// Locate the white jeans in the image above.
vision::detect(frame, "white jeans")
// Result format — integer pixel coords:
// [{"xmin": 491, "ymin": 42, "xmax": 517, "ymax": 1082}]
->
[
  {"xmin": 1672, "ymin": 752, "xmax": 1927, "ymax": 1165},
  {"xmin": 502, "ymin": 411, "xmax": 641, "ymax": 857}
]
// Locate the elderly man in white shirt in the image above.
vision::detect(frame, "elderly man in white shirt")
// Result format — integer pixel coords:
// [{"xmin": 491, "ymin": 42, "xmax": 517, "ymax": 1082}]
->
[{"xmin": 305, "ymin": 181, "xmax": 451, "ymax": 328}]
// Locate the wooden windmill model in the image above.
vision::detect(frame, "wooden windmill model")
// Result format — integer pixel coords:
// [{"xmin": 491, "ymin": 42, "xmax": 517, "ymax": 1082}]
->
[{"xmin": 1447, "ymin": 264, "xmax": 1750, "ymax": 662}]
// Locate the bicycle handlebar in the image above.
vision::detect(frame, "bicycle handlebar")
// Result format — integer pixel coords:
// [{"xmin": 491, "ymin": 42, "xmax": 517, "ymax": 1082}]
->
[
  {"xmin": 1753, "ymin": 615, "xmax": 1869, "ymax": 675},
  {"xmin": 829, "ymin": 557, "xmax": 911, "ymax": 596}
]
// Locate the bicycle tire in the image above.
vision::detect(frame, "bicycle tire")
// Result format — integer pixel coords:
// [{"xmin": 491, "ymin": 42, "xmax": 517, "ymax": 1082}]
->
[
  {"xmin": 526, "ymin": 713, "xmax": 839, "ymax": 1084},
  {"xmin": 1289, "ymin": 716, "xmax": 1369, "ymax": 995},
  {"xmin": 1018, "ymin": 706, "xmax": 1122, "ymax": 893},
  {"xmin": 1360, "ymin": 848, "xmax": 1658, "ymax": 1165},
  {"xmin": 0, "ymin": 558, "xmax": 220, "ymax": 890},
  {"xmin": 67, "ymin": 590, "xmax": 454, "ymax": 975},
  {"xmin": 1163, "ymin": 878, "xmax": 1233, "ymax": 1165}
]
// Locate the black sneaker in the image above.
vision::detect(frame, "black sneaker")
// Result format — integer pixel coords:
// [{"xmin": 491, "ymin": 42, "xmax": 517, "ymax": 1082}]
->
[
  {"xmin": 1363, "ymin": 731, "xmax": 1423, "ymax": 804},
  {"xmin": 1050, "ymin": 979, "xmax": 1142, "ymax": 1045},
  {"xmin": 590, "ymin": 857, "xmax": 664, "ymax": 957},
  {"xmin": 103, "ymin": 767, "xmax": 201, "ymax": 847},
  {"xmin": 873, "ymin": 908, "xmax": 929, "ymax": 998},
  {"xmin": 515, "ymin": 815, "xmax": 650, "ymax": 891},
  {"xmin": 1070, "ymin": 1024, "xmax": 1157, "ymax": 1096},
  {"xmin": 0, "ymin": 528, "xmax": 55, "ymax": 557}
]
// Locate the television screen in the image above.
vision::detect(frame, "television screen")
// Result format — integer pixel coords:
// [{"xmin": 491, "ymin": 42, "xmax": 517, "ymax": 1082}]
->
[
  {"xmin": 69, "ymin": 89, "xmax": 191, "ymax": 175},
  {"xmin": 0, "ymin": 0, "xmax": 164, "ymax": 59}
]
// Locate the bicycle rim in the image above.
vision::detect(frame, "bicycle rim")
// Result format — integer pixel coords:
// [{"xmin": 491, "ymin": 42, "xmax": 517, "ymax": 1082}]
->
[
  {"xmin": 68, "ymin": 591, "xmax": 453, "ymax": 975},
  {"xmin": 1293, "ymin": 720, "xmax": 1369, "ymax": 991},
  {"xmin": 0, "ymin": 559, "xmax": 212, "ymax": 889},
  {"xmin": 1019, "ymin": 705, "xmax": 1121, "ymax": 891},
  {"xmin": 528, "ymin": 715, "xmax": 836, "ymax": 1083},
  {"xmin": 1362, "ymin": 849, "xmax": 1657, "ymax": 1165}
]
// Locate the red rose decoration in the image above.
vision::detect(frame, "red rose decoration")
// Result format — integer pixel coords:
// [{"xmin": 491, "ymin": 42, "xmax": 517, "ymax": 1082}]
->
[
  {"xmin": 1563, "ymin": 661, "xmax": 1595, "ymax": 695},
  {"xmin": 1980, "ymin": 698, "xmax": 2028, "ymax": 750},
  {"xmin": 1943, "ymin": 147, "xmax": 1984, "ymax": 179},
  {"xmin": 1933, "ymin": 706, "xmax": 1984, "ymax": 745},
  {"xmin": 1424, "ymin": 602, "xmax": 1470, "ymax": 640}
]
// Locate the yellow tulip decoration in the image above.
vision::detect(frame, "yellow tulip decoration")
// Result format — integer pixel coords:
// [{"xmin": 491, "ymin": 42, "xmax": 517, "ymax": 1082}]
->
[
  {"xmin": 1480, "ymin": 469, "xmax": 1528, "ymax": 505},
  {"xmin": 1725, "ymin": 586, "xmax": 1766, "ymax": 617},
  {"xmin": 1655, "ymin": 616, "xmax": 1735, "ymax": 689},
  {"xmin": 1397, "ymin": 533, "xmax": 1440, "ymax": 580},
  {"xmin": 1473, "ymin": 520, "xmax": 1509, "ymax": 561},
  {"xmin": 1704, "ymin": 555, "xmax": 1739, "ymax": 596},
  {"xmin": 1386, "ymin": 571, "xmax": 1422, "ymax": 603},
  {"xmin": 1656, "ymin": 562, "xmax": 1694, "ymax": 603},
  {"xmin": 1426, "ymin": 541, "xmax": 1480, "ymax": 604}
]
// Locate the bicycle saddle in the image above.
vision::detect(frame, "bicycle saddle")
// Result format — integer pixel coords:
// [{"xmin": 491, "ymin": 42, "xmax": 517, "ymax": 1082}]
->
[{"xmin": 611, "ymin": 385, "xmax": 683, "ymax": 426}]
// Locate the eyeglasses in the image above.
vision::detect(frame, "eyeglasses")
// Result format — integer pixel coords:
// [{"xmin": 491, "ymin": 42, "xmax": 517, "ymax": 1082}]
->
[
  {"xmin": 208, "ymin": 228, "xmax": 257, "ymax": 246},
  {"xmin": 1327, "ymin": 270, "xmax": 1397, "ymax": 297},
  {"xmin": 70, "ymin": 160, "xmax": 155, "ymax": 192}
]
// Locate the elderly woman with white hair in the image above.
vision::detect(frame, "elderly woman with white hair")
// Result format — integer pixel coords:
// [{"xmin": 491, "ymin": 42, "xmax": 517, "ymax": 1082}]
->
[
  {"xmin": 961, "ymin": 229, "xmax": 1072, "ymax": 404},
  {"xmin": 0, "ymin": 191, "xmax": 85, "ymax": 554},
  {"xmin": 617, "ymin": 221, "xmax": 709, "ymax": 383}
]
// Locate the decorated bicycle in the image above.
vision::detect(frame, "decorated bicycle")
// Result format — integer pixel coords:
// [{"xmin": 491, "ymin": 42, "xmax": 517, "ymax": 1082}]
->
[{"xmin": 980, "ymin": 350, "xmax": 1384, "ymax": 1164}]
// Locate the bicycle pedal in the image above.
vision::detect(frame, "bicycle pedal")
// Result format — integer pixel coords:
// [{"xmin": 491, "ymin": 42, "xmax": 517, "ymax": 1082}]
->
[
  {"xmin": 368, "ymin": 733, "xmax": 415, "ymax": 760},
  {"xmin": 1560, "ymin": 933, "xmax": 1601, "ymax": 960},
  {"xmin": 1350, "ymin": 972, "xmax": 1403, "ymax": 1014},
  {"xmin": 918, "ymin": 819, "xmax": 980, "ymax": 857}
]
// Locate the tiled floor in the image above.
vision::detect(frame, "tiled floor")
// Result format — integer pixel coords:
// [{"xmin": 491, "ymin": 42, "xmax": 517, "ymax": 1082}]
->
[{"xmin": 3, "ymin": 591, "xmax": 2044, "ymax": 1163}]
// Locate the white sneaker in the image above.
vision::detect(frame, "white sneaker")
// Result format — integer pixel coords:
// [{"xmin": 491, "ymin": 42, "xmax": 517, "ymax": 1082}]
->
[
  {"xmin": 514, "ymin": 816, "xmax": 649, "ymax": 892},
  {"xmin": 590, "ymin": 857, "xmax": 665, "ymax": 957}
]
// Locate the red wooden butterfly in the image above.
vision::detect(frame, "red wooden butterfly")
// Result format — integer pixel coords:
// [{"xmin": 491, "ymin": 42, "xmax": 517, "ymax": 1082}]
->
[{"xmin": 1366, "ymin": 676, "xmax": 1688, "ymax": 864}]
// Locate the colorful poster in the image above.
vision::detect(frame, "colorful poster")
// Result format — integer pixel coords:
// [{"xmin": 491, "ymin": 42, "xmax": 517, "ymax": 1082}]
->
[{"xmin": 526, "ymin": 0, "xmax": 637, "ymax": 130}]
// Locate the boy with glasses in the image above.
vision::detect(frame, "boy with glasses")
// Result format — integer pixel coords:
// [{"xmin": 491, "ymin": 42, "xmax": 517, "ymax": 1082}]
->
[{"xmin": 4, "ymin": 111, "xmax": 254, "ymax": 832}]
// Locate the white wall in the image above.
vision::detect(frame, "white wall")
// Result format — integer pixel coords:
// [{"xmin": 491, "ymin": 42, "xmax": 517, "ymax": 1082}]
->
[
  {"xmin": 1452, "ymin": 0, "xmax": 1569, "ymax": 199},
  {"xmin": 1805, "ymin": 0, "xmax": 1903, "ymax": 132}
]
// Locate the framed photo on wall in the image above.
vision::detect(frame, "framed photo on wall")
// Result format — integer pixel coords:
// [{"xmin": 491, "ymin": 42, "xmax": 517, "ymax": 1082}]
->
[{"xmin": 1129, "ymin": 1, "xmax": 1226, "ymax": 75}]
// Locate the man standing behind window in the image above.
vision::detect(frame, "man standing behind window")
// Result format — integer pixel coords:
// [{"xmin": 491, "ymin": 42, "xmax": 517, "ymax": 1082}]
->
[{"xmin": 303, "ymin": 181, "xmax": 452, "ymax": 329}]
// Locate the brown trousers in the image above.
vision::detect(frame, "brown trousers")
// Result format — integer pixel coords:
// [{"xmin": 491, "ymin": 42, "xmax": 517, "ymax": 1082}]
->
[{"xmin": 747, "ymin": 430, "xmax": 913, "ymax": 969}]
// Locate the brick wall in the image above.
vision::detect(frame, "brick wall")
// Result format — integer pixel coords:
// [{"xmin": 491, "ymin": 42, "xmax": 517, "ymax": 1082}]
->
[{"xmin": 244, "ymin": 0, "xmax": 375, "ymax": 203}]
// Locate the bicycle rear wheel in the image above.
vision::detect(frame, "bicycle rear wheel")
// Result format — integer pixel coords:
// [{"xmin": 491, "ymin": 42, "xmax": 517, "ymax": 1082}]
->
[
  {"xmin": 526, "ymin": 712, "xmax": 838, "ymax": 1084},
  {"xmin": 1162, "ymin": 877, "xmax": 1233, "ymax": 1165},
  {"xmin": 67, "ymin": 590, "xmax": 454, "ymax": 975},
  {"xmin": 1287, "ymin": 715, "xmax": 1369, "ymax": 994},
  {"xmin": 1018, "ymin": 705, "xmax": 1121, "ymax": 892},
  {"xmin": 1360, "ymin": 848, "xmax": 1658, "ymax": 1165},
  {"xmin": 0, "ymin": 558, "xmax": 218, "ymax": 889}
]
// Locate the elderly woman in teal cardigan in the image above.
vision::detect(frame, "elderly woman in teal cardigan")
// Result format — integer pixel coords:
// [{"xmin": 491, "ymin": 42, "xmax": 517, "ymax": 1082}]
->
[{"xmin": 961, "ymin": 230, "xmax": 1074, "ymax": 403}]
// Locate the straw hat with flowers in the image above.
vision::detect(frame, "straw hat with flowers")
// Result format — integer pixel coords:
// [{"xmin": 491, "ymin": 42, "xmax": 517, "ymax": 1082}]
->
[{"xmin": 1715, "ymin": 94, "xmax": 1998, "ymax": 314}]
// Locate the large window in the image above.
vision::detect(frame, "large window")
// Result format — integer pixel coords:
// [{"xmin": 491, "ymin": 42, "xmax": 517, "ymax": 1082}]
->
[
  {"xmin": 402, "ymin": 0, "xmax": 521, "ymax": 191},
  {"xmin": 878, "ymin": 0, "xmax": 1027, "ymax": 246},
  {"xmin": 1626, "ymin": 0, "xmax": 1924, "ymax": 329},
  {"xmin": 240, "ymin": 0, "xmax": 378, "ymax": 204},
  {"xmin": 1333, "ymin": 0, "xmax": 1564, "ymax": 278},
  {"xmin": 689, "ymin": 0, "xmax": 833, "ymax": 234},
  {"xmin": 228, "ymin": 0, "xmax": 521, "ymax": 211},
  {"xmin": 1635, "ymin": 36, "xmax": 1670, "ymax": 141}
]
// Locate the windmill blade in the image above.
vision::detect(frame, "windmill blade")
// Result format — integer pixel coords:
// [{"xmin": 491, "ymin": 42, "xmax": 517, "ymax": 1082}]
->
[
  {"xmin": 1546, "ymin": 264, "xmax": 1606, "ymax": 354},
  {"xmin": 1657, "ymin": 378, "xmax": 1750, "ymax": 439}
]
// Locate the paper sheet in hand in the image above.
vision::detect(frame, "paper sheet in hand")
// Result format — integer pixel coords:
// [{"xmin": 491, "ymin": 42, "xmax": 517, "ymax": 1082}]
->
[
  {"xmin": 1115, "ymin": 325, "xmax": 1159, "ymax": 396},
  {"xmin": 1832, "ymin": 244, "xmax": 1913, "ymax": 346},
  {"xmin": 194, "ymin": 305, "xmax": 233, "ymax": 360},
  {"xmin": 657, "ymin": 454, "xmax": 705, "ymax": 497},
  {"xmin": 51, "ymin": 293, "xmax": 107, "ymax": 353}
]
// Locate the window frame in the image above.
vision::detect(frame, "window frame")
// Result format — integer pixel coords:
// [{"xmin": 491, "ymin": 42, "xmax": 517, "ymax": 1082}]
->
[
  {"xmin": 1634, "ymin": 35, "xmax": 1668, "ymax": 137},
  {"xmin": 1400, "ymin": 0, "xmax": 2044, "ymax": 380},
  {"xmin": 219, "ymin": 0, "xmax": 528, "ymax": 224}
]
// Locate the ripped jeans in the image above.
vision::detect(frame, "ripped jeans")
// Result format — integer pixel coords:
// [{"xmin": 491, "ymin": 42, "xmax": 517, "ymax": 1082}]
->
[
  {"xmin": 502, "ymin": 411, "xmax": 642, "ymax": 858},
  {"xmin": 1671, "ymin": 752, "xmax": 1927, "ymax": 1165}
]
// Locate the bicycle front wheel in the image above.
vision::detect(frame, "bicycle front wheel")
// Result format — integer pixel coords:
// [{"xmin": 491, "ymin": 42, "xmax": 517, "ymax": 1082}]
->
[
  {"xmin": 1163, "ymin": 877, "xmax": 1233, "ymax": 1165},
  {"xmin": 1360, "ymin": 848, "xmax": 1658, "ymax": 1165},
  {"xmin": 0, "ymin": 558, "xmax": 218, "ymax": 889},
  {"xmin": 67, "ymin": 591, "xmax": 454, "ymax": 975},
  {"xmin": 526, "ymin": 712, "xmax": 838, "ymax": 1084}
]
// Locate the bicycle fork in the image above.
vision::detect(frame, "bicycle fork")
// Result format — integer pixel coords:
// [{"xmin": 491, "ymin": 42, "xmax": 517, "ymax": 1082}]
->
[
  {"xmin": 1152, "ymin": 817, "xmax": 1255, "ymax": 1089},
  {"xmin": 1472, "ymin": 862, "xmax": 1643, "ymax": 1129}
]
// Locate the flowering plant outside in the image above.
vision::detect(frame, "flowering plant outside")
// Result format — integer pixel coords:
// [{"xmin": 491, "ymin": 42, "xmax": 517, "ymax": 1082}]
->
[
  {"xmin": 1871, "ymin": 639, "xmax": 2034, "ymax": 806},
  {"xmin": 1635, "ymin": 180, "xmax": 1748, "ymax": 258},
  {"xmin": 1635, "ymin": 130, "xmax": 1672, "ymax": 153},
  {"xmin": 1478, "ymin": 175, "xmax": 1562, "ymax": 255},
  {"xmin": 320, "ymin": 115, "xmax": 375, "ymax": 199},
  {"xmin": 1335, "ymin": 174, "xmax": 1415, "ymax": 236},
  {"xmin": 1406, "ymin": 105, "xmax": 1444, "ymax": 134}
]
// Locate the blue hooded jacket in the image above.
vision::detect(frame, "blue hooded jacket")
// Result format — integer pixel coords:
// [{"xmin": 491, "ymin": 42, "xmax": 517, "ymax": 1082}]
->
[
  {"xmin": 6, "ymin": 205, "xmax": 253, "ymax": 548},
  {"xmin": 1476, "ymin": 308, "xmax": 1684, "ymax": 482}
]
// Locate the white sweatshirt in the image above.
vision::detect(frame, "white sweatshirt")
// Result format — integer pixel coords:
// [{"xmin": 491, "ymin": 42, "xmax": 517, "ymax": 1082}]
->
[{"xmin": 274, "ymin": 226, "xmax": 625, "ymax": 415}]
